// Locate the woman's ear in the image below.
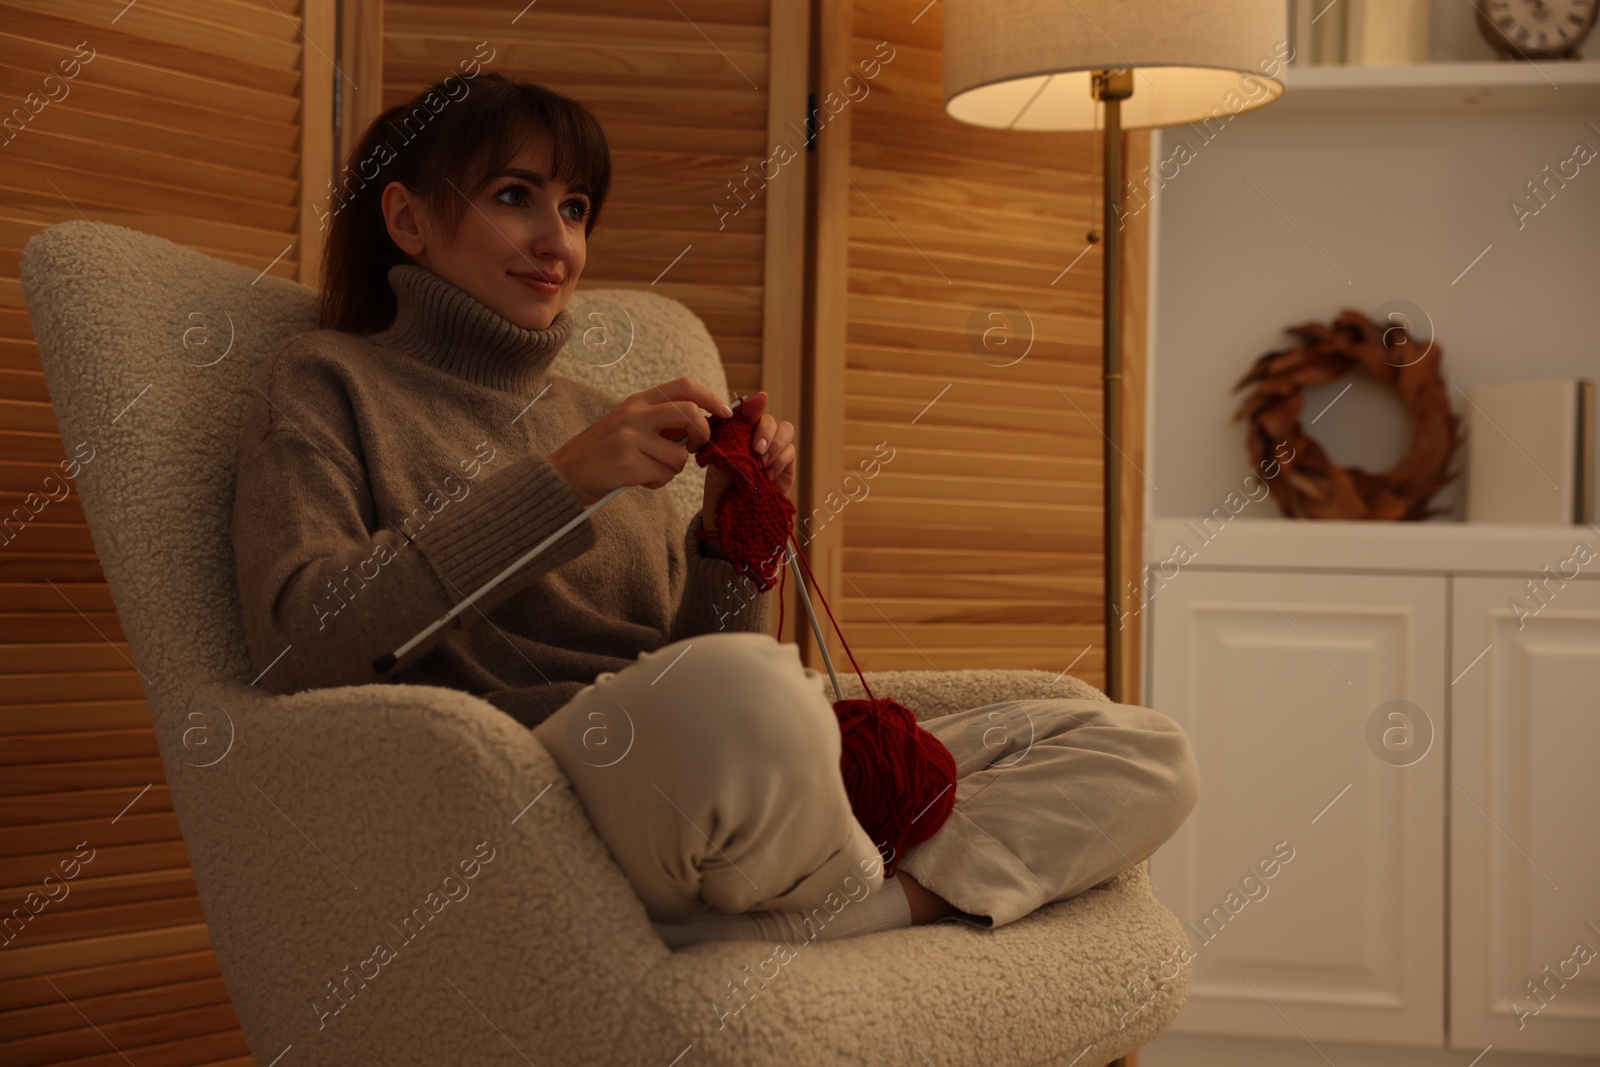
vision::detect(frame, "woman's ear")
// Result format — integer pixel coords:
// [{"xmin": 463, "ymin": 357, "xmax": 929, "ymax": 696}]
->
[{"xmin": 380, "ymin": 181, "xmax": 428, "ymax": 258}]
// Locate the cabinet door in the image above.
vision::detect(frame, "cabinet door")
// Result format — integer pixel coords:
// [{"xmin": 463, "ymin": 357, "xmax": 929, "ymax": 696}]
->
[
  {"xmin": 1147, "ymin": 570, "xmax": 1446, "ymax": 1045},
  {"xmin": 1451, "ymin": 575, "xmax": 1600, "ymax": 1055}
]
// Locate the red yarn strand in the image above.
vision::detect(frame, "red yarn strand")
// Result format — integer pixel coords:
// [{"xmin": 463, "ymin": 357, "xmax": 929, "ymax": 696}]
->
[{"xmin": 693, "ymin": 408, "xmax": 958, "ymax": 874}]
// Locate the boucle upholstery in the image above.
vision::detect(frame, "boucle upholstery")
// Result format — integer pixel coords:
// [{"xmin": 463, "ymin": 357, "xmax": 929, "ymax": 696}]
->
[{"xmin": 20, "ymin": 220, "xmax": 1190, "ymax": 1066}]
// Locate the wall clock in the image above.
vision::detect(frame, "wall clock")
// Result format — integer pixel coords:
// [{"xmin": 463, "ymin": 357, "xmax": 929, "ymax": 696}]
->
[{"xmin": 1478, "ymin": 0, "xmax": 1598, "ymax": 58}]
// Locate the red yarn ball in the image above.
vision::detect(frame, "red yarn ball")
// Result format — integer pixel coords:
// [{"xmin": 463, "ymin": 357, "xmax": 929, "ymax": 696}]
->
[{"xmin": 834, "ymin": 697, "xmax": 958, "ymax": 878}]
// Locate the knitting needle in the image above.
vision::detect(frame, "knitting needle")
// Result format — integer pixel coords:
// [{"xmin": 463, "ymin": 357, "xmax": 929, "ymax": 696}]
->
[
  {"xmin": 373, "ymin": 395, "xmax": 746, "ymax": 675},
  {"xmin": 784, "ymin": 540, "xmax": 843, "ymax": 700}
]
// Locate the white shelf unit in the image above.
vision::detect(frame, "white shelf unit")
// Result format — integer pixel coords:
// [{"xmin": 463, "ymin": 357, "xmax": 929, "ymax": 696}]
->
[
  {"xmin": 1137, "ymin": 46, "xmax": 1600, "ymax": 1067},
  {"xmin": 1276, "ymin": 60, "xmax": 1600, "ymax": 114}
]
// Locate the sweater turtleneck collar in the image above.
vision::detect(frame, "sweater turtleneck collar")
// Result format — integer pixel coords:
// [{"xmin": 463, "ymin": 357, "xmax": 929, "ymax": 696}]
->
[{"xmin": 371, "ymin": 262, "xmax": 574, "ymax": 393}]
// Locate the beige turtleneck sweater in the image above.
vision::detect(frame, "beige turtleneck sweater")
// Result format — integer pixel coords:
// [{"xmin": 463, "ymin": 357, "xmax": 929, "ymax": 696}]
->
[{"xmin": 230, "ymin": 262, "xmax": 771, "ymax": 729}]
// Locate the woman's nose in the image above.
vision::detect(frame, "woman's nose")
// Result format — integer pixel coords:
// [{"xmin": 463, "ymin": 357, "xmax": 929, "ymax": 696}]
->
[{"xmin": 531, "ymin": 207, "xmax": 575, "ymax": 261}]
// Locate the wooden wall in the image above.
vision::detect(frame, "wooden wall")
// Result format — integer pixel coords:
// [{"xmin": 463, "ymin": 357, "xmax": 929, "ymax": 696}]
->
[
  {"xmin": 803, "ymin": 0, "xmax": 1148, "ymax": 695},
  {"xmin": 0, "ymin": 1, "xmax": 329, "ymax": 1063}
]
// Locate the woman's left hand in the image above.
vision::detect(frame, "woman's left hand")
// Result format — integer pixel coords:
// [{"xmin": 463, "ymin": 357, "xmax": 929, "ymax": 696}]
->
[{"xmin": 701, "ymin": 391, "xmax": 796, "ymax": 534}]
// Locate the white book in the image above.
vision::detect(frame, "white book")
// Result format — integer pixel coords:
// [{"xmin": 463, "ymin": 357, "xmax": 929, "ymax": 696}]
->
[{"xmin": 1465, "ymin": 379, "xmax": 1594, "ymax": 524}]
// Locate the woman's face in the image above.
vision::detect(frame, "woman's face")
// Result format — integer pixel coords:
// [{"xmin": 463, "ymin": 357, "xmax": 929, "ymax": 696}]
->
[{"xmin": 381, "ymin": 132, "xmax": 590, "ymax": 331}]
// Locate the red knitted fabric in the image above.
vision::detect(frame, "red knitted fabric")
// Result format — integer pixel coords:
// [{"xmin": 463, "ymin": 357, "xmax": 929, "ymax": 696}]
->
[
  {"xmin": 691, "ymin": 414, "xmax": 794, "ymax": 594},
  {"xmin": 693, "ymin": 409, "xmax": 958, "ymax": 876}
]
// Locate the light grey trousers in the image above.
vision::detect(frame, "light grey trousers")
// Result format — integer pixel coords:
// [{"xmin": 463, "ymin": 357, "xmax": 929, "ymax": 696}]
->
[{"xmin": 531, "ymin": 632, "xmax": 1199, "ymax": 930}]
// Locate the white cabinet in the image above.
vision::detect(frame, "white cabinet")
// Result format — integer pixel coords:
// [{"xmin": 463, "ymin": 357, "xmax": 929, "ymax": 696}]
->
[
  {"xmin": 1148, "ymin": 570, "xmax": 1446, "ymax": 1045},
  {"xmin": 1451, "ymin": 576, "xmax": 1600, "ymax": 1055},
  {"xmin": 1143, "ymin": 520, "xmax": 1600, "ymax": 1060}
]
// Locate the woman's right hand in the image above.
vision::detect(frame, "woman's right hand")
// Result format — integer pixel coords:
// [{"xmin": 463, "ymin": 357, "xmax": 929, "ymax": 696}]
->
[{"xmin": 548, "ymin": 378, "xmax": 734, "ymax": 507}]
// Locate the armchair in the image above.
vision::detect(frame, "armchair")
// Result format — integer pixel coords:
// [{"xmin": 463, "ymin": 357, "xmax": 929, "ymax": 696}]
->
[{"xmin": 19, "ymin": 220, "xmax": 1190, "ymax": 1066}]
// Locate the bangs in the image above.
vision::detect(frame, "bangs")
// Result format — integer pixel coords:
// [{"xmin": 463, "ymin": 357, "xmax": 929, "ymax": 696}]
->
[{"xmin": 431, "ymin": 85, "xmax": 612, "ymax": 237}]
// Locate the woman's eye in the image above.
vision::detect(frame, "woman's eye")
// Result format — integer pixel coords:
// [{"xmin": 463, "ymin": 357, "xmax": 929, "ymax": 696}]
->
[{"xmin": 494, "ymin": 184, "xmax": 587, "ymax": 222}]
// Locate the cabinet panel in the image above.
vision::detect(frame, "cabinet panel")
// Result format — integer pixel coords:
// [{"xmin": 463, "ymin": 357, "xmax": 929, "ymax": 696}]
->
[
  {"xmin": 1451, "ymin": 576, "xmax": 1600, "ymax": 1056},
  {"xmin": 1148, "ymin": 571, "xmax": 1446, "ymax": 1045}
]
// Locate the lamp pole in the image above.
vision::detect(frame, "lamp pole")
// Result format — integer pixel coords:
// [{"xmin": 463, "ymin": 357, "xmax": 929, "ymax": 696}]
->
[{"xmin": 1093, "ymin": 69, "xmax": 1132, "ymax": 704}]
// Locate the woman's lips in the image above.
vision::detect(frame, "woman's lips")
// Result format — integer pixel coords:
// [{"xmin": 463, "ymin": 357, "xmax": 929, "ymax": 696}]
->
[{"xmin": 510, "ymin": 272, "xmax": 560, "ymax": 295}]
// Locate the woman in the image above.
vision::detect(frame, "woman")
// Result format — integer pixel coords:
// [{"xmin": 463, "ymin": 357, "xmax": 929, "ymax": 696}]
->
[{"xmin": 232, "ymin": 72, "xmax": 1199, "ymax": 948}]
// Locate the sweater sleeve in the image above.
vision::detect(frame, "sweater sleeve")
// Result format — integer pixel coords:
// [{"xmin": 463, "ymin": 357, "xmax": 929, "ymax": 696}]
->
[
  {"xmin": 231, "ymin": 428, "xmax": 595, "ymax": 694},
  {"xmin": 667, "ymin": 512, "xmax": 773, "ymax": 641}
]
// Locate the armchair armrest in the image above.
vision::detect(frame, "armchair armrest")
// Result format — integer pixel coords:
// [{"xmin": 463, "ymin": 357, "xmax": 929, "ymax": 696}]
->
[
  {"xmin": 828, "ymin": 667, "xmax": 1108, "ymax": 721},
  {"xmin": 171, "ymin": 679, "xmax": 687, "ymax": 1065}
]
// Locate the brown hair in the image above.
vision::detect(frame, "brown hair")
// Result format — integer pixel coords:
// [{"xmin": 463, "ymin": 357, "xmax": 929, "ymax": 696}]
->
[{"xmin": 317, "ymin": 71, "xmax": 612, "ymax": 334}]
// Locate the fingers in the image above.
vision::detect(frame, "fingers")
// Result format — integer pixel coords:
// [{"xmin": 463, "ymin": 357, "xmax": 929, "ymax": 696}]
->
[
  {"xmin": 736, "ymin": 389, "xmax": 769, "ymax": 425},
  {"xmin": 756, "ymin": 416, "xmax": 792, "ymax": 468},
  {"xmin": 635, "ymin": 429, "xmax": 690, "ymax": 484},
  {"xmin": 646, "ymin": 377, "xmax": 733, "ymax": 419},
  {"xmin": 643, "ymin": 398, "xmax": 713, "ymax": 450},
  {"xmin": 765, "ymin": 436, "xmax": 796, "ymax": 491}
]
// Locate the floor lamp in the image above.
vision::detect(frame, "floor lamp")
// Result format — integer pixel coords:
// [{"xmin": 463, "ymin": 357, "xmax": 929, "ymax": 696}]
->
[{"xmin": 942, "ymin": 0, "xmax": 1288, "ymax": 702}]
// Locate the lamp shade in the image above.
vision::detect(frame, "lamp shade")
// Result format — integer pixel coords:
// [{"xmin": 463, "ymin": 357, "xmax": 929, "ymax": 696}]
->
[{"xmin": 944, "ymin": 0, "xmax": 1289, "ymax": 131}]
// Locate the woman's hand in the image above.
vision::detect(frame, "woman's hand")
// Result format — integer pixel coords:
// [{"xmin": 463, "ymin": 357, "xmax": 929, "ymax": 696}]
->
[
  {"xmin": 701, "ymin": 390, "xmax": 795, "ymax": 536},
  {"xmin": 548, "ymin": 377, "xmax": 730, "ymax": 506}
]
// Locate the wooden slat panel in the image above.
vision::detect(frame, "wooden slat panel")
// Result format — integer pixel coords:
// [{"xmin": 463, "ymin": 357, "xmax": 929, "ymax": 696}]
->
[
  {"xmin": 6, "ymin": 0, "xmax": 303, "ymax": 54},
  {"xmin": 0, "ymin": 518, "xmax": 104, "ymax": 558},
  {"xmin": 844, "ymin": 545, "xmax": 1102, "ymax": 573},
  {"xmin": 0, "ymin": 702, "xmax": 154, "ymax": 739},
  {"xmin": 843, "ymin": 417, "xmax": 1106, "ymax": 460},
  {"xmin": 0, "ymin": 207, "xmax": 301, "ymax": 276},
  {"xmin": 863, "ymin": 470, "xmax": 1102, "ymax": 508},
  {"xmin": 3, "ymin": 129, "xmax": 297, "ymax": 207},
  {"xmin": 0, "ymin": 787, "xmax": 171, "ymax": 828},
  {"xmin": 1, "ymin": 674, "xmax": 149, "ymax": 706},
  {"xmin": 0, "ymin": 923, "xmax": 215, "ymax": 983},
  {"xmin": 2, "ymin": 7, "xmax": 301, "ymax": 105},
  {"xmin": 846, "ymin": 341, "xmax": 1105, "ymax": 388},
  {"xmin": 0, "ymin": 868, "xmax": 193, "ymax": 914},
  {"xmin": 0, "ymin": 727, "xmax": 158, "ymax": 766},
  {"xmin": 2, "ymin": 894, "xmax": 206, "ymax": 957},
  {"xmin": 853, "ymin": 644, "xmax": 1104, "ymax": 674},
  {"xmin": 3, "ymin": 1012, "xmax": 247, "ymax": 1067},
  {"xmin": 0, "ymin": 83, "xmax": 294, "ymax": 160},
  {"xmin": 843, "ymin": 621, "xmax": 1107, "ymax": 647},
  {"xmin": 0, "ymin": 613, "xmax": 126, "ymax": 646},
  {"xmin": 846, "ymin": 520, "xmax": 1102, "ymax": 556},
  {"xmin": 0, "ymin": 370, "xmax": 47, "ymax": 404},
  {"xmin": 1, "ymin": 160, "xmax": 300, "ymax": 236},
  {"xmin": 0, "ymin": 811, "xmax": 179, "ymax": 859},
  {"xmin": 0, "ymin": 842, "xmax": 192, "ymax": 893},
  {"xmin": 0, "ymin": 974, "xmax": 229, "ymax": 1044},
  {"xmin": 0, "ymin": 949, "xmax": 221, "ymax": 1013},
  {"xmin": 3, "ymin": 0, "xmax": 321, "ymax": 1060}
]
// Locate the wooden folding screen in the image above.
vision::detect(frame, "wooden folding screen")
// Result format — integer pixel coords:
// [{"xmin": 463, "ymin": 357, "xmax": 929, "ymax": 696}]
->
[
  {"xmin": 804, "ymin": 0, "xmax": 1148, "ymax": 695},
  {"xmin": 1, "ymin": 0, "xmax": 803, "ymax": 1062},
  {"xmin": 0, "ymin": 1, "xmax": 330, "ymax": 1063}
]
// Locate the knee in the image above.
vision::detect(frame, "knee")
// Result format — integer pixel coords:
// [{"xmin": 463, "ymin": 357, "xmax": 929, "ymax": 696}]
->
[
  {"xmin": 1135, "ymin": 705, "xmax": 1200, "ymax": 839},
  {"xmin": 639, "ymin": 633, "xmax": 839, "ymax": 765}
]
